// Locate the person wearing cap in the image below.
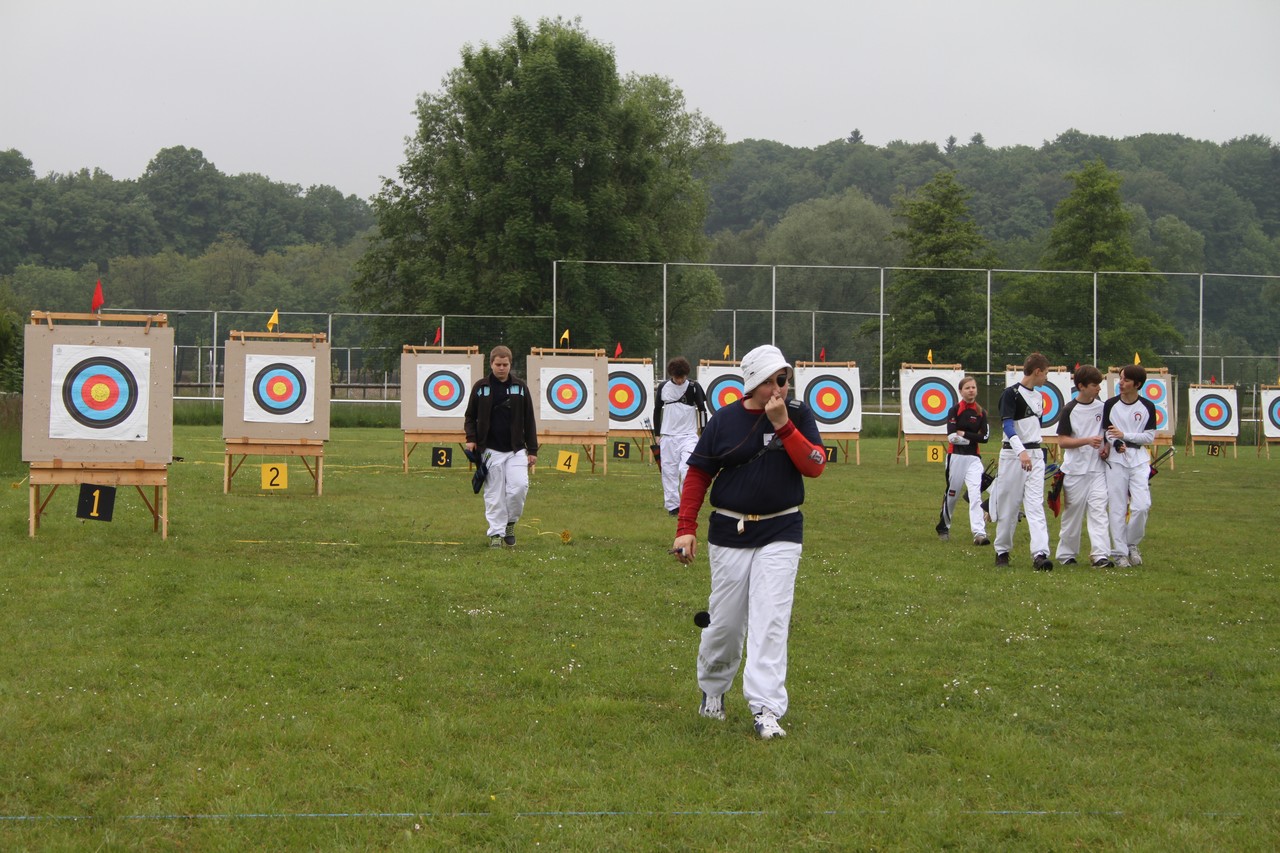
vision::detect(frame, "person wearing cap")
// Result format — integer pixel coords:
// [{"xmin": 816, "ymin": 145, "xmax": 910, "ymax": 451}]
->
[
  {"xmin": 992, "ymin": 352, "xmax": 1052, "ymax": 569},
  {"xmin": 670, "ymin": 344, "xmax": 827, "ymax": 740},
  {"xmin": 464, "ymin": 345, "xmax": 539, "ymax": 548}
]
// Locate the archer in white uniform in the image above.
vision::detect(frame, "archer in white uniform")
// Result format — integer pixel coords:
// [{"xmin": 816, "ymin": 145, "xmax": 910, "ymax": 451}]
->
[
  {"xmin": 993, "ymin": 353, "xmax": 1052, "ymax": 570},
  {"xmin": 1053, "ymin": 365, "xmax": 1113, "ymax": 567},
  {"xmin": 653, "ymin": 357, "xmax": 707, "ymax": 515},
  {"xmin": 1101, "ymin": 364, "xmax": 1158, "ymax": 567}
]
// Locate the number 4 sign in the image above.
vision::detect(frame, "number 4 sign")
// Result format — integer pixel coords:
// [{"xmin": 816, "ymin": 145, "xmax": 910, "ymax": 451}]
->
[{"xmin": 556, "ymin": 450, "xmax": 580, "ymax": 474}]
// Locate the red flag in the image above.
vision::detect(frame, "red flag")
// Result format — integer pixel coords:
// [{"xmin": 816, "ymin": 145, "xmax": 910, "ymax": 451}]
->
[
  {"xmin": 91, "ymin": 279, "xmax": 105, "ymax": 313},
  {"xmin": 819, "ymin": 347, "xmax": 826, "ymax": 362},
  {"xmin": 614, "ymin": 342, "xmax": 623, "ymax": 358},
  {"xmin": 1210, "ymin": 375, "xmax": 1216, "ymax": 384},
  {"xmin": 432, "ymin": 327, "xmax": 442, "ymax": 345}
]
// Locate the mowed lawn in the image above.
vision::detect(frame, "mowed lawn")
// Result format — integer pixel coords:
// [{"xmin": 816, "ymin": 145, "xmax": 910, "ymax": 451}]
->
[{"xmin": 1, "ymin": 426, "xmax": 1277, "ymax": 850}]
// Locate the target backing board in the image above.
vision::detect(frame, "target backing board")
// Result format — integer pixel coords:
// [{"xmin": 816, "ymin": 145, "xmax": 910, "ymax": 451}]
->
[
  {"xmin": 1105, "ymin": 369, "xmax": 1176, "ymax": 436},
  {"xmin": 795, "ymin": 365, "xmax": 862, "ymax": 432},
  {"xmin": 223, "ymin": 339, "xmax": 330, "ymax": 441},
  {"xmin": 400, "ymin": 351, "xmax": 483, "ymax": 430},
  {"xmin": 698, "ymin": 364, "xmax": 746, "ymax": 416},
  {"xmin": 1262, "ymin": 387, "xmax": 1280, "ymax": 439},
  {"xmin": 1003, "ymin": 368, "xmax": 1073, "ymax": 435},
  {"xmin": 528, "ymin": 353, "xmax": 608, "ymax": 432},
  {"xmin": 22, "ymin": 323, "xmax": 174, "ymax": 464},
  {"xmin": 1188, "ymin": 385, "xmax": 1238, "ymax": 438},
  {"xmin": 607, "ymin": 361, "xmax": 656, "ymax": 430},
  {"xmin": 899, "ymin": 367, "xmax": 964, "ymax": 434}
]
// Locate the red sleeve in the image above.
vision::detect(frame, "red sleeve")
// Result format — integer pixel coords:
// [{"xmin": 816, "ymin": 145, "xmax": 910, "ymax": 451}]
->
[
  {"xmin": 675, "ymin": 465, "xmax": 713, "ymax": 538},
  {"xmin": 775, "ymin": 420, "xmax": 826, "ymax": 478}
]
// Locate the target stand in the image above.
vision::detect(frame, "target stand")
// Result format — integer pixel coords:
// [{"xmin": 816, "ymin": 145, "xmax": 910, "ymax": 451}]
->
[
  {"xmin": 795, "ymin": 361, "xmax": 861, "ymax": 464},
  {"xmin": 23, "ymin": 312, "xmax": 174, "ymax": 539},
  {"xmin": 400, "ymin": 344, "xmax": 480, "ymax": 472},
  {"xmin": 530, "ymin": 347, "xmax": 610, "ymax": 474},
  {"xmin": 1260, "ymin": 385, "xmax": 1280, "ymax": 459},
  {"xmin": 224, "ymin": 438, "xmax": 325, "ymax": 494},
  {"xmin": 1185, "ymin": 383, "xmax": 1239, "ymax": 458},
  {"xmin": 608, "ymin": 358, "xmax": 658, "ymax": 465},
  {"xmin": 896, "ymin": 362, "xmax": 963, "ymax": 465}
]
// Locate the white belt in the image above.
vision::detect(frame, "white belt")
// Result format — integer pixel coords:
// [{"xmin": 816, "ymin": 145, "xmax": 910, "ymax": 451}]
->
[{"xmin": 713, "ymin": 506, "xmax": 800, "ymax": 534}]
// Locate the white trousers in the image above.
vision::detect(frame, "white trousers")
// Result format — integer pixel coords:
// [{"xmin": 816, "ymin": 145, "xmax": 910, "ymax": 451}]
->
[
  {"xmin": 482, "ymin": 448, "xmax": 529, "ymax": 536},
  {"xmin": 1055, "ymin": 470, "xmax": 1111, "ymax": 562},
  {"xmin": 993, "ymin": 448, "xmax": 1049, "ymax": 557},
  {"xmin": 937, "ymin": 453, "xmax": 986, "ymax": 537},
  {"xmin": 1105, "ymin": 462, "xmax": 1151, "ymax": 557},
  {"xmin": 698, "ymin": 540, "xmax": 802, "ymax": 719},
  {"xmin": 660, "ymin": 432, "xmax": 698, "ymax": 511}
]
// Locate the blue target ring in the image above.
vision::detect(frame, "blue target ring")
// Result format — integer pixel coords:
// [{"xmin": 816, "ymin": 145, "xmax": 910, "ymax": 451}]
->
[
  {"xmin": 1038, "ymin": 383, "xmax": 1065, "ymax": 428},
  {"xmin": 1195, "ymin": 393, "xmax": 1232, "ymax": 431},
  {"xmin": 607, "ymin": 371, "xmax": 647, "ymax": 422},
  {"xmin": 63, "ymin": 356, "xmax": 139, "ymax": 428},
  {"xmin": 423, "ymin": 370, "xmax": 465, "ymax": 411},
  {"xmin": 546, "ymin": 373, "xmax": 588, "ymax": 415},
  {"xmin": 253, "ymin": 363, "xmax": 307, "ymax": 415},
  {"xmin": 706, "ymin": 373, "xmax": 745, "ymax": 413},
  {"xmin": 908, "ymin": 377, "xmax": 957, "ymax": 428},
  {"xmin": 1268, "ymin": 396, "xmax": 1280, "ymax": 432},
  {"xmin": 804, "ymin": 376, "xmax": 853, "ymax": 425}
]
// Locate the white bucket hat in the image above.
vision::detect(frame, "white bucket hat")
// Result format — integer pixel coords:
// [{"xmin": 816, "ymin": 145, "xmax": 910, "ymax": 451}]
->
[{"xmin": 740, "ymin": 344, "xmax": 791, "ymax": 395}]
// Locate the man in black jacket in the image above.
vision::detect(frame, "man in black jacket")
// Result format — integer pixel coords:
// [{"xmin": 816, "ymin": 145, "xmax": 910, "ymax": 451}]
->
[{"xmin": 464, "ymin": 346, "xmax": 539, "ymax": 547}]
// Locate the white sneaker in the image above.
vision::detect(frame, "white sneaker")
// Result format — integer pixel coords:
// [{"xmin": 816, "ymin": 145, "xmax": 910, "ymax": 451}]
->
[
  {"xmin": 753, "ymin": 710, "xmax": 787, "ymax": 739},
  {"xmin": 1113, "ymin": 554, "xmax": 1131, "ymax": 568},
  {"xmin": 1128, "ymin": 546, "xmax": 1143, "ymax": 566},
  {"xmin": 698, "ymin": 692, "xmax": 725, "ymax": 721}
]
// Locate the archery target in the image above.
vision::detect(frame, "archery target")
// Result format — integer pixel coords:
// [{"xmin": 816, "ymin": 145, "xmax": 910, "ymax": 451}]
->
[
  {"xmin": 795, "ymin": 366, "xmax": 861, "ymax": 431},
  {"xmin": 49, "ymin": 345, "xmax": 151, "ymax": 441},
  {"xmin": 701, "ymin": 368, "xmax": 745, "ymax": 415},
  {"xmin": 1189, "ymin": 387, "xmax": 1238, "ymax": 437},
  {"xmin": 245, "ymin": 354, "xmax": 315, "ymax": 423},
  {"xmin": 540, "ymin": 368, "xmax": 594, "ymax": 421},
  {"xmin": 1141, "ymin": 375, "xmax": 1171, "ymax": 431},
  {"xmin": 900, "ymin": 368, "xmax": 962, "ymax": 434},
  {"xmin": 416, "ymin": 363, "xmax": 471, "ymax": 417},
  {"xmin": 1262, "ymin": 389, "xmax": 1280, "ymax": 439},
  {"xmin": 607, "ymin": 364, "xmax": 653, "ymax": 428}
]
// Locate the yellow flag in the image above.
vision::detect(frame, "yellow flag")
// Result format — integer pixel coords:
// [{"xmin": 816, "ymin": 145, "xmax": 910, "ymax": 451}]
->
[
  {"xmin": 723, "ymin": 344, "xmax": 730, "ymax": 359},
  {"xmin": 559, "ymin": 328, "xmax": 570, "ymax": 346},
  {"xmin": 927, "ymin": 349, "xmax": 933, "ymax": 364},
  {"xmin": 1134, "ymin": 352, "xmax": 1141, "ymax": 364},
  {"xmin": 267, "ymin": 309, "xmax": 280, "ymax": 331}
]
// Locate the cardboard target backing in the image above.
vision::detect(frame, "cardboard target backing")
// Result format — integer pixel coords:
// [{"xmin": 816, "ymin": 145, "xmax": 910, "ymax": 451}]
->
[
  {"xmin": 223, "ymin": 339, "xmax": 330, "ymax": 441},
  {"xmin": 607, "ymin": 361, "xmax": 656, "ymax": 430},
  {"xmin": 899, "ymin": 366, "xmax": 964, "ymax": 435},
  {"xmin": 1262, "ymin": 386, "xmax": 1280, "ymax": 439},
  {"xmin": 528, "ymin": 353, "xmax": 608, "ymax": 433},
  {"xmin": 22, "ymin": 322, "xmax": 174, "ymax": 464},
  {"xmin": 400, "ymin": 350, "xmax": 483, "ymax": 430},
  {"xmin": 1003, "ymin": 367, "xmax": 1072, "ymax": 436},
  {"xmin": 1105, "ymin": 368, "xmax": 1177, "ymax": 436},
  {"xmin": 698, "ymin": 363, "xmax": 745, "ymax": 416},
  {"xmin": 1188, "ymin": 384, "xmax": 1238, "ymax": 438},
  {"xmin": 795, "ymin": 365, "xmax": 861, "ymax": 432}
]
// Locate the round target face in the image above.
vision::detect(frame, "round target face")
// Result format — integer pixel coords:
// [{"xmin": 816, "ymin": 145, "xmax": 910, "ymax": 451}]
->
[
  {"xmin": 804, "ymin": 375, "xmax": 854, "ymax": 425},
  {"xmin": 1142, "ymin": 380, "xmax": 1167, "ymax": 406},
  {"xmin": 1038, "ymin": 383, "xmax": 1066, "ymax": 428},
  {"xmin": 706, "ymin": 373, "xmax": 745, "ymax": 412},
  {"xmin": 545, "ymin": 373, "xmax": 589, "ymax": 415},
  {"xmin": 1151, "ymin": 405, "xmax": 1167, "ymax": 430},
  {"xmin": 908, "ymin": 377, "xmax": 957, "ymax": 428},
  {"xmin": 607, "ymin": 371, "xmax": 648, "ymax": 422},
  {"xmin": 422, "ymin": 370, "xmax": 465, "ymax": 412},
  {"xmin": 62, "ymin": 356, "xmax": 139, "ymax": 428},
  {"xmin": 1194, "ymin": 393, "xmax": 1232, "ymax": 431},
  {"xmin": 1268, "ymin": 396, "xmax": 1280, "ymax": 432},
  {"xmin": 252, "ymin": 363, "xmax": 308, "ymax": 415}
]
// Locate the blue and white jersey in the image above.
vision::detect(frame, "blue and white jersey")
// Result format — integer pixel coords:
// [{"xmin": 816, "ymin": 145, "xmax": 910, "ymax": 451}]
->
[{"xmin": 999, "ymin": 382, "xmax": 1043, "ymax": 452}]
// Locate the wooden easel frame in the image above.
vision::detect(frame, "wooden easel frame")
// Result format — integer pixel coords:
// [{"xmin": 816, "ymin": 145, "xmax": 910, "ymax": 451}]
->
[
  {"xmin": 608, "ymin": 357, "xmax": 657, "ymax": 464},
  {"xmin": 897, "ymin": 363, "xmax": 963, "ymax": 465},
  {"xmin": 26, "ymin": 312, "xmax": 172, "ymax": 538},
  {"xmin": 401, "ymin": 345, "xmax": 480, "ymax": 472},
  {"xmin": 529, "ymin": 347, "xmax": 610, "ymax": 474},
  {"xmin": 1185, "ymin": 383, "xmax": 1239, "ymax": 458},
  {"xmin": 796, "ymin": 360, "xmax": 861, "ymax": 464}
]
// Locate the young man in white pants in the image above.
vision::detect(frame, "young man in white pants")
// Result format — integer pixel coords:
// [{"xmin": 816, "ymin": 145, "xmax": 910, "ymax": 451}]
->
[
  {"xmin": 993, "ymin": 353, "xmax": 1052, "ymax": 570},
  {"xmin": 464, "ymin": 346, "xmax": 539, "ymax": 548},
  {"xmin": 1053, "ymin": 365, "xmax": 1114, "ymax": 567},
  {"xmin": 1101, "ymin": 364, "xmax": 1158, "ymax": 567},
  {"xmin": 653, "ymin": 356, "xmax": 707, "ymax": 516},
  {"xmin": 671, "ymin": 345, "xmax": 826, "ymax": 740}
]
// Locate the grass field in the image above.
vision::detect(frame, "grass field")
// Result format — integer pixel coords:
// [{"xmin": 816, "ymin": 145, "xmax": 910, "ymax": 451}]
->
[{"xmin": 1, "ymin": 426, "xmax": 1277, "ymax": 850}]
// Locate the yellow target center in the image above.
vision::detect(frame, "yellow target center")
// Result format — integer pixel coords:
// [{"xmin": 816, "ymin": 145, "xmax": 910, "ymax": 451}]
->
[
  {"xmin": 271, "ymin": 380, "xmax": 288, "ymax": 397},
  {"xmin": 820, "ymin": 391, "xmax": 837, "ymax": 407},
  {"xmin": 90, "ymin": 382, "xmax": 111, "ymax": 403}
]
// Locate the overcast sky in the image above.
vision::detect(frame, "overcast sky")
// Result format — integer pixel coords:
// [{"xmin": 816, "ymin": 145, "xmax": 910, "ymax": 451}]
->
[{"xmin": 4, "ymin": 0, "xmax": 1277, "ymax": 200}]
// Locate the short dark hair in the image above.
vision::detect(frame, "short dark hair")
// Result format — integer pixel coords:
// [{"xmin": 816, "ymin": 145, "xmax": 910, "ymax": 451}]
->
[
  {"xmin": 667, "ymin": 356, "xmax": 691, "ymax": 379},
  {"xmin": 1120, "ymin": 364, "xmax": 1146, "ymax": 387},
  {"xmin": 1073, "ymin": 364, "xmax": 1103, "ymax": 388},
  {"xmin": 489, "ymin": 345, "xmax": 512, "ymax": 362},
  {"xmin": 1023, "ymin": 352, "xmax": 1050, "ymax": 374}
]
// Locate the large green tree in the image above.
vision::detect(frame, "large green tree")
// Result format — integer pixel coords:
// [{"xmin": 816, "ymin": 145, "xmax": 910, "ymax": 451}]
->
[{"xmin": 353, "ymin": 17, "xmax": 726, "ymax": 361}]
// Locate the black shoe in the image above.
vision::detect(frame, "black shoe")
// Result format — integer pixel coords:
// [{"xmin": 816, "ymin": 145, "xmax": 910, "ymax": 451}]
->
[
  {"xmin": 1032, "ymin": 552, "xmax": 1053, "ymax": 571},
  {"xmin": 668, "ymin": 508, "xmax": 678, "ymax": 516},
  {"xmin": 973, "ymin": 535, "xmax": 990, "ymax": 546},
  {"xmin": 995, "ymin": 552, "xmax": 1010, "ymax": 567},
  {"xmin": 503, "ymin": 522, "xmax": 516, "ymax": 547},
  {"xmin": 937, "ymin": 530, "xmax": 950, "ymax": 541},
  {"xmin": 1060, "ymin": 557, "xmax": 1078, "ymax": 566},
  {"xmin": 1091, "ymin": 557, "xmax": 1115, "ymax": 568}
]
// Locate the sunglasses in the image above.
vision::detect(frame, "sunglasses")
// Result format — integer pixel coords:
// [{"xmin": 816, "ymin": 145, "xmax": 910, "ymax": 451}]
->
[{"xmin": 767, "ymin": 372, "xmax": 789, "ymax": 387}]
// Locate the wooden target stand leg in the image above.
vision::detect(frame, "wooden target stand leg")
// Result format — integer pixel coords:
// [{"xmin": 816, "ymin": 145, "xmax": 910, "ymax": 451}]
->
[
  {"xmin": 539, "ymin": 433, "xmax": 609, "ymax": 474},
  {"xmin": 224, "ymin": 439, "xmax": 325, "ymax": 495},
  {"xmin": 897, "ymin": 429, "xmax": 941, "ymax": 465},
  {"xmin": 403, "ymin": 431, "xmax": 465, "ymax": 473},
  {"xmin": 1184, "ymin": 436, "xmax": 1237, "ymax": 459},
  {"xmin": 29, "ymin": 462, "xmax": 169, "ymax": 539},
  {"xmin": 828, "ymin": 434, "xmax": 860, "ymax": 464}
]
